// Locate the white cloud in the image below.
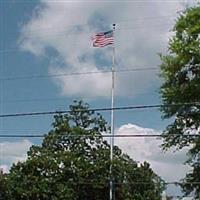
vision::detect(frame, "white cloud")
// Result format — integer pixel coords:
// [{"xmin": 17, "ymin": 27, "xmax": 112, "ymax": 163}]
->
[
  {"xmin": 0, "ymin": 124, "xmax": 190, "ymax": 195},
  {"xmin": 115, "ymin": 123, "xmax": 190, "ymax": 195},
  {"xmin": 0, "ymin": 139, "xmax": 32, "ymax": 172},
  {"xmin": 19, "ymin": 0, "xmax": 185, "ymax": 98},
  {"xmin": 0, "ymin": 124, "xmax": 190, "ymax": 181},
  {"xmin": 0, "ymin": 165, "xmax": 9, "ymax": 173},
  {"xmin": 115, "ymin": 123, "xmax": 190, "ymax": 181},
  {"xmin": 49, "ymin": 62, "xmax": 111, "ymax": 97}
]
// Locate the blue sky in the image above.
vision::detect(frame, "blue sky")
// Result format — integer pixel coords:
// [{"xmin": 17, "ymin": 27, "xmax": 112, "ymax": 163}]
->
[
  {"xmin": 0, "ymin": 0, "xmax": 170, "ymax": 132},
  {"xmin": 0, "ymin": 0, "xmax": 197, "ymax": 197}
]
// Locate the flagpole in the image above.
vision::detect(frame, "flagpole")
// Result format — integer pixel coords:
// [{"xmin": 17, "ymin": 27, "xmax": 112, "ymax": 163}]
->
[{"xmin": 110, "ymin": 23, "xmax": 116, "ymax": 200}]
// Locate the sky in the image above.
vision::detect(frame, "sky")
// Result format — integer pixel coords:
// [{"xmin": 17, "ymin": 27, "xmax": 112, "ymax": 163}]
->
[{"xmin": 0, "ymin": 0, "xmax": 197, "ymax": 198}]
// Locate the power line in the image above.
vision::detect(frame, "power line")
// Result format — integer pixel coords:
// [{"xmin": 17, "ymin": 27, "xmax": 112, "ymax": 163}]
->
[
  {"xmin": 0, "ymin": 102, "xmax": 199, "ymax": 118},
  {"xmin": 4, "ymin": 26, "xmax": 200, "ymax": 55},
  {"xmin": 0, "ymin": 31, "xmax": 171, "ymax": 54},
  {"xmin": 117, "ymin": 23, "xmax": 172, "ymax": 31},
  {"xmin": 0, "ymin": 133, "xmax": 198, "ymax": 138},
  {"xmin": 26, "ymin": 23, "xmax": 173, "ymax": 39},
  {"xmin": 115, "ymin": 14, "xmax": 176, "ymax": 24},
  {"xmin": 73, "ymin": 181, "xmax": 200, "ymax": 186},
  {"xmin": 0, "ymin": 92, "xmax": 157, "ymax": 104},
  {"xmin": 34, "ymin": 180, "xmax": 199, "ymax": 186},
  {"xmin": 0, "ymin": 67, "xmax": 158, "ymax": 81},
  {"xmin": 4, "ymin": 14, "xmax": 176, "ymax": 40},
  {"xmin": 114, "ymin": 181, "xmax": 200, "ymax": 186},
  {"xmin": 0, "ymin": 21, "xmax": 175, "ymax": 54}
]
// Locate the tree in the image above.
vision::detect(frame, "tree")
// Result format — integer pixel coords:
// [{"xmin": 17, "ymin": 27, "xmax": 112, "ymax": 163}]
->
[
  {"xmin": 0, "ymin": 170, "xmax": 6, "ymax": 199},
  {"xmin": 6, "ymin": 101, "xmax": 164, "ymax": 200},
  {"xmin": 0, "ymin": 169, "xmax": 11, "ymax": 199},
  {"xmin": 159, "ymin": 5, "xmax": 200, "ymax": 199}
]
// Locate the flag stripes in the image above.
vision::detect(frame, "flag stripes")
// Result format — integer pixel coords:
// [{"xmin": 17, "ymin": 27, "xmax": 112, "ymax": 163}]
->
[{"xmin": 92, "ymin": 30, "xmax": 114, "ymax": 47}]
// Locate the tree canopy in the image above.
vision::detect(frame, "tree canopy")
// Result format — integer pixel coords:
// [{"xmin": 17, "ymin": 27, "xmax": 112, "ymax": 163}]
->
[
  {"xmin": 0, "ymin": 169, "xmax": 9, "ymax": 200},
  {"xmin": 3, "ymin": 101, "xmax": 164, "ymax": 200},
  {"xmin": 159, "ymin": 5, "xmax": 200, "ymax": 199}
]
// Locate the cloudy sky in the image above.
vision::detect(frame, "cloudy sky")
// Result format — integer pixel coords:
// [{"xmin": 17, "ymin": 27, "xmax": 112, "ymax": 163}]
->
[{"xmin": 0, "ymin": 0, "xmax": 197, "ymax": 197}]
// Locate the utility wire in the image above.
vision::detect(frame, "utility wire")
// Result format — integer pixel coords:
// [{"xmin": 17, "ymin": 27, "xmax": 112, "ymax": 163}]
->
[
  {"xmin": 0, "ymin": 102, "xmax": 199, "ymax": 118},
  {"xmin": 114, "ymin": 14, "xmax": 176, "ymax": 24},
  {"xmin": 0, "ymin": 92, "xmax": 157, "ymax": 104},
  {"xmin": 0, "ymin": 133, "xmax": 198, "ymax": 138},
  {"xmin": 0, "ymin": 67, "xmax": 158, "ymax": 81},
  {"xmin": 0, "ymin": 31, "xmax": 172, "ymax": 54},
  {"xmin": 25, "ymin": 180, "xmax": 198, "ymax": 186},
  {"xmin": 0, "ymin": 21, "xmax": 175, "ymax": 54},
  {"xmin": 117, "ymin": 23, "xmax": 172, "ymax": 31},
  {"xmin": 114, "ymin": 181, "xmax": 200, "ymax": 186},
  {"xmin": 4, "ymin": 14, "xmax": 176, "ymax": 39},
  {"xmin": 4, "ymin": 27, "xmax": 200, "ymax": 54}
]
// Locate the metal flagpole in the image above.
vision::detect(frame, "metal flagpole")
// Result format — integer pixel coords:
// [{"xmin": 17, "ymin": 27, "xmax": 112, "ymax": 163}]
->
[{"xmin": 110, "ymin": 23, "xmax": 116, "ymax": 200}]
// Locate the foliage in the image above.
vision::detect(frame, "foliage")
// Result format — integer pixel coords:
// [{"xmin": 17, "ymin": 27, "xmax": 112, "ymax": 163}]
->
[
  {"xmin": 0, "ymin": 170, "xmax": 10, "ymax": 200},
  {"xmin": 159, "ymin": 5, "xmax": 200, "ymax": 199},
  {"xmin": 5, "ymin": 101, "xmax": 164, "ymax": 200}
]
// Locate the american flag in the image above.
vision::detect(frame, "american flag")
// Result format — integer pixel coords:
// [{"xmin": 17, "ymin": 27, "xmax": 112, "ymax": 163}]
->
[{"xmin": 92, "ymin": 30, "xmax": 114, "ymax": 47}]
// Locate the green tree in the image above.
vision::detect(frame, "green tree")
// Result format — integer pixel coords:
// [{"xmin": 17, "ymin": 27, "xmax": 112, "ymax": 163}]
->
[
  {"xmin": 0, "ymin": 170, "xmax": 6, "ymax": 199},
  {"xmin": 0, "ymin": 169, "xmax": 11, "ymax": 199},
  {"xmin": 159, "ymin": 5, "xmax": 200, "ymax": 199},
  {"xmin": 6, "ymin": 101, "xmax": 164, "ymax": 200}
]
